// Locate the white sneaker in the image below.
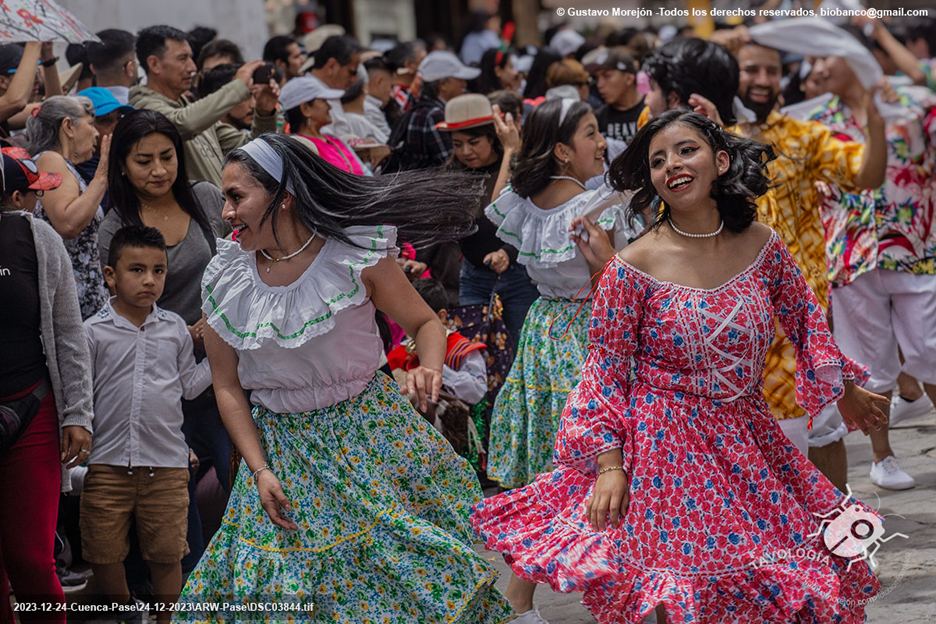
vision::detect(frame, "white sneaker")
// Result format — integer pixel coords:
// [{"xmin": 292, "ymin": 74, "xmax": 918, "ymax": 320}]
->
[
  {"xmin": 870, "ymin": 456, "xmax": 916, "ymax": 490},
  {"xmin": 513, "ymin": 607, "xmax": 549, "ymax": 624},
  {"xmin": 890, "ymin": 395, "xmax": 934, "ymax": 426}
]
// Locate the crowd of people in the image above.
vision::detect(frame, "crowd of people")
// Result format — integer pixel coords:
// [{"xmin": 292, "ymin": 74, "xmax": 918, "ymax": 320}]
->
[{"xmin": 0, "ymin": 7, "xmax": 934, "ymax": 624}]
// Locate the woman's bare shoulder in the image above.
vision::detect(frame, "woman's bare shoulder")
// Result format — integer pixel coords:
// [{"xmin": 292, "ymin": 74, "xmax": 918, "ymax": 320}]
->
[{"xmin": 616, "ymin": 227, "xmax": 666, "ymax": 274}]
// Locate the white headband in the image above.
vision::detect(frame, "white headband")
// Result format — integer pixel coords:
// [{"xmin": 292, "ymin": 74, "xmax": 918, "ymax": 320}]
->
[
  {"xmin": 240, "ymin": 138, "xmax": 296, "ymax": 195},
  {"xmin": 558, "ymin": 98, "xmax": 576, "ymax": 126}
]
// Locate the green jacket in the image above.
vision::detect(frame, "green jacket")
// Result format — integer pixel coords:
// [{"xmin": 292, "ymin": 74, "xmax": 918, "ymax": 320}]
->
[{"xmin": 129, "ymin": 80, "xmax": 279, "ymax": 186}]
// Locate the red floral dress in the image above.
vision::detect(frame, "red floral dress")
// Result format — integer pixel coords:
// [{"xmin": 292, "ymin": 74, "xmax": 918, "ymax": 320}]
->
[{"xmin": 471, "ymin": 231, "xmax": 881, "ymax": 624}]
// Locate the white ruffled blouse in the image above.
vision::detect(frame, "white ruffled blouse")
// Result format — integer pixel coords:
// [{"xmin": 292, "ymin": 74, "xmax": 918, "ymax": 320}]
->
[
  {"xmin": 484, "ymin": 185, "xmax": 638, "ymax": 299},
  {"xmin": 201, "ymin": 225, "xmax": 398, "ymax": 413}
]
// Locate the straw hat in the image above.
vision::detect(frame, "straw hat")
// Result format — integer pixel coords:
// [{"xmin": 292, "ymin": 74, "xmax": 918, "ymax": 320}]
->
[{"xmin": 435, "ymin": 93, "xmax": 494, "ymax": 131}]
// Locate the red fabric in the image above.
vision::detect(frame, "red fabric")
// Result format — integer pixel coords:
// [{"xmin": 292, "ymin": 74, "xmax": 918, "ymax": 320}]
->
[
  {"xmin": 387, "ymin": 332, "xmax": 485, "ymax": 372},
  {"xmin": 0, "ymin": 391, "xmax": 65, "ymax": 623}
]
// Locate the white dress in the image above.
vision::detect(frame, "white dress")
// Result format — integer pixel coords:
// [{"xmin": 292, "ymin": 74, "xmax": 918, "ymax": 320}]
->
[{"xmin": 175, "ymin": 225, "xmax": 513, "ymax": 623}]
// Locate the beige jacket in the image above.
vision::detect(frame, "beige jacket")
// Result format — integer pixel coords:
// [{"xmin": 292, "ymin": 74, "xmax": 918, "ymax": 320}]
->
[{"xmin": 129, "ymin": 80, "xmax": 279, "ymax": 186}]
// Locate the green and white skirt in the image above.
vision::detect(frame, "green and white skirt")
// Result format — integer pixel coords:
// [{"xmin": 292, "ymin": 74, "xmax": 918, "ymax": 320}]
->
[
  {"xmin": 487, "ymin": 296, "xmax": 592, "ymax": 489},
  {"xmin": 173, "ymin": 373, "xmax": 514, "ymax": 623}
]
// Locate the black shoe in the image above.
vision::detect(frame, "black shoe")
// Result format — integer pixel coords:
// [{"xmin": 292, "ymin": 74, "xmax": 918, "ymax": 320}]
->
[{"xmin": 55, "ymin": 565, "xmax": 87, "ymax": 593}]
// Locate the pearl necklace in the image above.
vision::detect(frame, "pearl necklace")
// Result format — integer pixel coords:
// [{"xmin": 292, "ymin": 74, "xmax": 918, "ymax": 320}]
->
[
  {"xmin": 549, "ymin": 175, "xmax": 586, "ymax": 191},
  {"xmin": 668, "ymin": 218, "xmax": 724, "ymax": 238},
  {"xmin": 259, "ymin": 233, "xmax": 317, "ymax": 272}
]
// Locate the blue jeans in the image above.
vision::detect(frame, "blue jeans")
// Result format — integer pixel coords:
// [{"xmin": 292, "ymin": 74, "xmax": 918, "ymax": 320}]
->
[{"xmin": 459, "ymin": 259, "xmax": 540, "ymax": 353}]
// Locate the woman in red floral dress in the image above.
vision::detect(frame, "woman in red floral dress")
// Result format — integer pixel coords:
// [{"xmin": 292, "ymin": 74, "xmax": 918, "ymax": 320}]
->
[{"xmin": 470, "ymin": 111, "xmax": 890, "ymax": 624}]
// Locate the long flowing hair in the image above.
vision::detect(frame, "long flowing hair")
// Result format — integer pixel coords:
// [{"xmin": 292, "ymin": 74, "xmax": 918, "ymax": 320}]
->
[
  {"xmin": 106, "ymin": 109, "xmax": 210, "ymax": 234},
  {"xmin": 225, "ymin": 134, "xmax": 482, "ymax": 248}
]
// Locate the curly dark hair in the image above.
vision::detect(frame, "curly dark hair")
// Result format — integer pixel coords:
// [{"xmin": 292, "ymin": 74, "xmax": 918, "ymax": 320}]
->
[{"xmin": 608, "ymin": 110, "xmax": 775, "ymax": 233}]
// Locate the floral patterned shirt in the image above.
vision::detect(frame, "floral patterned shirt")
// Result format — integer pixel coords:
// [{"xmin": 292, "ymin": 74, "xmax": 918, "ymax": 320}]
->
[
  {"xmin": 807, "ymin": 89, "xmax": 936, "ymax": 286},
  {"xmin": 33, "ymin": 156, "xmax": 108, "ymax": 321}
]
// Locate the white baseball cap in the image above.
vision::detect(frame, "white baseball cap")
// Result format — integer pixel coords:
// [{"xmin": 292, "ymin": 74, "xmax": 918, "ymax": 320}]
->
[
  {"xmin": 417, "ymin": 51, "xmax": 481, "ymax": 83},
  {"xmin": 279, "ymin": 76, "xmax": 345, "ymax": 111},
  {"xmin": 550, "ymin": 29, "xmax": 586, "ymax": 58}
]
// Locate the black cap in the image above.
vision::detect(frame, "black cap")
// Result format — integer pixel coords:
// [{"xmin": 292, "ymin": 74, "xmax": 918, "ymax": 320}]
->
[
  {"xmin": 0, "ymin": 43, "xmax": 24, "ymax": 74},
  {"xmin": 593, "ymin": 49, "xmax": 638, "ymax": 74}
]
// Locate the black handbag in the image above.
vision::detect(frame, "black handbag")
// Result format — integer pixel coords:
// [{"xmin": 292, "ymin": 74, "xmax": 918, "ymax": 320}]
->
[{"xmin": 0, "ymin": 378, "xmax": 51, "ymax": 452}]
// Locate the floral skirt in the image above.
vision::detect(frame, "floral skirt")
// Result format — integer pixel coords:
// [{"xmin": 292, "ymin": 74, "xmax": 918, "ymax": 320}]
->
[
  {"xmin": 488, "ymin": 297, "xmax": 591, "ymax": 488},
  {"xmin": 473, "ymin": 386, "xmax": 881, "ymax": 624},
  {"xmin": 173, "ymin": 373, "xmax": 514, "ymax": 623}
]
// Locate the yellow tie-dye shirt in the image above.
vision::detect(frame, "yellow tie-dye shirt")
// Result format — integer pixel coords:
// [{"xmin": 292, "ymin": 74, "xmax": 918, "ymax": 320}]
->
[{"xmin": 729, "ymin": 111, "xmax": 866, "ymax": 421}]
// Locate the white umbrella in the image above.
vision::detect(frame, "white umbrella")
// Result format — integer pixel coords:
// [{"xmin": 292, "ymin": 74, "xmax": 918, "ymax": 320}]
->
[{"xmin": 0, "ymin": 0, "xmax": 99, "ymax": 44}]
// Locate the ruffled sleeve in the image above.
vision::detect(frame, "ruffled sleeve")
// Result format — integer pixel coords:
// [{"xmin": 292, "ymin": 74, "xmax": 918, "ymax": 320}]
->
[
  {"xmin": 553, "ymin": 258, "xmax": 649, "ymax": 472},
  {"xmin": 201, "ymin": 225, "xmax": 398, "ymax": 350},
  {"xmin": 484, "ymin": 185, "xmax": 627, "ymax": 269},
  {"xmin": 760, "ymin": 232, "xmax": 869, "ymax": 420}
]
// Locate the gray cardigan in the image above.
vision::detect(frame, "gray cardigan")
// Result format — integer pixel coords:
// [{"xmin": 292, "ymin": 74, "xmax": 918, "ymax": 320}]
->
[{"xmin": 22, "ymin": 212, "xmax": 95, "ymax": 492}]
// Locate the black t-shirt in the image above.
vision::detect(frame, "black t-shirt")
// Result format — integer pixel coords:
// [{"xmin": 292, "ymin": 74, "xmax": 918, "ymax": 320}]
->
[
  {"xmin": 0, "ymin": 212, "xmax": 49, "ymax": 396},
  {"xmin": 595, "ymin": 98, "xmax": 645, "ymax": 145}
]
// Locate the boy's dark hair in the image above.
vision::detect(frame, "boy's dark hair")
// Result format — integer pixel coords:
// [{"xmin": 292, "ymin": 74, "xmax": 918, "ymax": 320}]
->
[
  {"xmin": 136, "ymin": 25, "xmax": 189, "ymax": 73},
  {"xmin": 86, "ymin": 29, "xmax": 136, "ymax": 75},
  {"xmin": 312, "ymin": 35, "xmax": 363, "ymax": 70},
  {"xmin": 200, "ymin": 63, "xmax": 240, "ymax": 97},
  {"xmin": 608, "ymin": 110, "xmax": 775, "ymax": 234},
  {"xmin": 263, "ymin": 35, "xmax": 297, "ymax": 65},
  {"xmin": 643, "ymin": 37, "xmax": 740, "ymax": 126},
  {"xmin": 196, "ymin": 39, "xmax": 244, "ymax": 70},
  {"xmin": 385, "ymin": 41, "xmax": 420, "ymax": 73},
  {"xmin": 340, "ymin": 80, "xmax": 365, "ymax": 105},
  {"xmin": 488, "ymin": 90, "xmax": 523, "ymax": 121},
  {"xmin": 412, "ymin": 279, "xmax": 449, "ymax": 313},
  {"xmin": 109, "ymin": 225, "xmax": 167, "ymax": 267}
]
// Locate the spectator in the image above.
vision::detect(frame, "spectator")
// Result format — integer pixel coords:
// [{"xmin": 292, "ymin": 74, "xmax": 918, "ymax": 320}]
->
[
  {"xmin": 187, "ymin": 26, "xmax": 218, "ymax": 64},
  {"xmin": 550, "ymin": 28, "xmax": 586, "ymax": 59},
  {"xmin": 27, "ymin": 95, "xmax": 111, "ymax": 320},
  {"xmin": 195, "ymin": 39, "xmax": 244, "ymax": 75},
  {"xmin": 475, "ymin": 48, "xmax": 521, "ymax": 95},
  {"xmin": 385, "ymin": 40, "xmax": 426, "ymax": 116},
  {"xmin": 299, "ymin": 24, "xmax": 346, "ymax": 73},
  {"xmin": 905, "ymin": 17, "xmax": 936, "ymax": 60},
  {"xmin": 129, "ymin": 25, "xmax": 279, "ymax": 187},
  {"xmin": 65, "ymin": 43, "xmax": 95, "ymax": 93},
  {"xmin": 593, "ymin": 48, "xmax": 643, "ymax": 146},
  {"xmin": 386, "ymin": 51, "xmax": 479, "ymax": 170},
  {"xmin": 0, "ymin": 191, "xmax": 94, "ymax": 624},
  {"xmin": 74, "ymin": 87, "xmax": 133, "ymax": 183},
  {"xmin": 331, "ymin": 66, "xmax": 388, "ymax": 144},
  {"xmin": 545, "ymin": 59, "xmax": 591, "ymax": 101},
  {"xmin": 2, "ymin": 146, "xmax": 63, "ymax": 212},
  {"xmin": 263, "ymin": 35, "xmax": 306, "ymax": 81},
  {"xmin": 362, "ymin": 56, "xmax": 394, "ymax": 139},
  {"xmin": 521, "ymin": 46, "xmax": 562, "ymax": 102},
  {"xmin": 306, "ymin": 35, "xmax": 363, "ymax": 90},
  {"xmin": 0, "ymin": 42, "xmax": 42, "ymax": 136},
  {"xmin": 281, "ymin": 77, "xmax": 366, "ymax": 174},
  {"xmin": 460, "ymin": 10, "xmax": 502, "ymax": 65},
  {"xmin": 200, "ymin": 64, "xmax": 254, "ymax": 132},
  {"xmin": 86, "ymin": 29, "xmax": 139, "ymax": 106}
]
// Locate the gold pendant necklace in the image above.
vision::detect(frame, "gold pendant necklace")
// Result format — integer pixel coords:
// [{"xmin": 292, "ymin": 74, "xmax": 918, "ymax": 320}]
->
[{"xmin": 141, "ymin": 201, "xmax": 169, "ymax": 222}]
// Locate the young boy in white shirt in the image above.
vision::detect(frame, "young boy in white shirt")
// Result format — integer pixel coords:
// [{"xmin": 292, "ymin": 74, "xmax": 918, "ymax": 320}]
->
[{"xmin": 80, "ymin": 226, "xmax": 211, "ymax": 624}]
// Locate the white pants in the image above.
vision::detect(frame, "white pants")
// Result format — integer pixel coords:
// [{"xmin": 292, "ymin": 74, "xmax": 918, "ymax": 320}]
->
[{"xmin": 832, "ymin": 269, "xmax": 936, "ymax": 393}]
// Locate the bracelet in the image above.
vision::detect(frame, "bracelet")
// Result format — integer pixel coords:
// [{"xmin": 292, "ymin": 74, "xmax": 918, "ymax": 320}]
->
[
  {"xmin": 251, "ymin": 463, "xmax": 270, "ymax": 480},
  {"xmin": 41, "ymin": 56, "xmax": 59, "ymax": 68},
  {"xmin": 598, "ymin": 465, "xmax": 625, "ymax": 476}
]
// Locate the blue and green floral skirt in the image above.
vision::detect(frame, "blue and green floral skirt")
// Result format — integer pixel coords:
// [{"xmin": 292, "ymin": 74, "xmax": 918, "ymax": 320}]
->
[
  {"xmin": 487, "ymin": 296, "xmax": 592, "ymax": 489},
  {"xmin": 174, "ymin": 373, "xmax": 514, "ymax": 623}
]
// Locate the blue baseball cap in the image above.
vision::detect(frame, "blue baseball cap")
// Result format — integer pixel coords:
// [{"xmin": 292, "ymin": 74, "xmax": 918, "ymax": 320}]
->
[{"xmin": 77, "ymin": 87, "xmax": 134, "ymax": 117}]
